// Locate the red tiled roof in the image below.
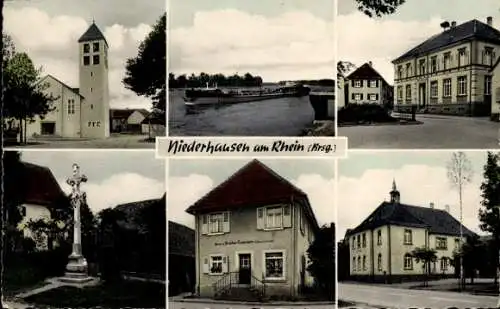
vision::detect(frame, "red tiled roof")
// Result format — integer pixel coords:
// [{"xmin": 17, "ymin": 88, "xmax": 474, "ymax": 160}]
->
[
  {"xmin": 186, "ymin": 159, "xmax": 311, "ymax": 213},
  {"xmin": 20, "ymin": 162, "xmax": 68, "ymax": 207}
]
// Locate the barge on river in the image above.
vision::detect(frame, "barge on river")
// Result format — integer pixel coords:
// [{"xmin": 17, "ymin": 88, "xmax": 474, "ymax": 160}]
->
[{"xmin": 183, "ymin": 82, "xmax": 310, "ymax": 106}]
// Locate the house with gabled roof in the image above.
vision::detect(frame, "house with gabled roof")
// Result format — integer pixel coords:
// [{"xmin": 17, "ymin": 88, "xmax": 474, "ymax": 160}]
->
[
  {"xmin": 24, "ymin": 22, "xmax": 110, "ymax": 139},
  {"xmin": 186, "ymin": 159, "xmax": 319, "ymax": 299},
  {"xmin": 344, "ymin": 62, "xmax": 393, "ymax": 107},
  {"xmin": 346, "ymin": 180, "xmax": 475, "ymax": 283},
  {"xmin": 392, "ymin": 17, "xmax": 500, "ymax": 117}
]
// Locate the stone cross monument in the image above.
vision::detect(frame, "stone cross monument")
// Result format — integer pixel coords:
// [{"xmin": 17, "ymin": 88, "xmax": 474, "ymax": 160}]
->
[{"xmin": 61, "ymin": 163, "xmax": 92, "ymax": 283}]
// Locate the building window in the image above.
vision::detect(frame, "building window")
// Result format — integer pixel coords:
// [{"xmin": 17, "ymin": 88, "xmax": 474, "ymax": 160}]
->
[
  {"xmin": 455, "ymin": 238, "xmax": 460, "ymax": 250},
  {"xmin": 457, "ymin": 76, "xmax": 467, "ymax": 96},
  {"xmin": 265, "ymin": 206, "xmax": 283, "ymax": 229},
  {"xmin": 83, "ymin": 56, "xmax": 90, "ymax": 66},
  {"xmin": 405, "ymin": 85, "xmax": 411, "ymax": 102},
  {"xmin": 352, "ymin": 257, "xmax": 356, "ymax": 271},
  {"xmin": 90, "ymin": 88, "xmax": 93, "ymax": 93},
  {"xmin": 485, "ymin": 76, "xmax": 492, "ymax": 95},
  {"xmin": 369, "ymin": 80, "xmax": 377, "ymax": 88},
  {"xmin": 265, "ymin": 251, "xmax": 284, "ymax": 279},
  {"xmin": 352, "ymin": 237, "xmax": 356, "ymax": 250},
  {"xmin": 93, "ymin": 55, "xmax": 100, "ymax": 65},
  {"xmin": 67, "ymin": 99, "xmax": 75, "ymax": 115},
  {"xmin": 357, "ymin": 256, "xmax": 361, "ymax": 270},
  {"xmin": 405, "ymin": 63, "xmax": 411, "ymax": 78},
  {"xmin": 208, "ymin": 213, "xmax": 224, "ymax": 234},
  {"xmin": 368, "ymin": 94, "xmax": 378, "ymax": 101},
  {"xmin": 443, "ymin": 52, "xmax": 451, "ymax": 70},
  {"xmin": 484, "ymin": 48, "xmax": 493, "ymax": 66},
  {"xmin": 458, "ymin": 49, "xmax": 467, "ymax": 66},
  {"xmin": 93, "ymin": 42, "xmax": 100, "ymax": 52},
  {"xmin": 353, "ymin": 93, "xmax": 362, "ymax": 101},
  {"xmin": 377, "ymin": 254, "xmax": 382, "ymax": 271},
  {"xmin": 362, "ymin": 233, "xmax": 366, "ymax": 247},
  {"xmin": 436, "ymin": 237, "xmax": 447, "ymax": 250},
  {"xmin": 397, "ymin": 65, "xmax": 403, "ymax": 79},
  {"xmin": 397, "ymin": 86, "xmax": 403, "ymax": 101},
  {"xmin": 354, "ymin": 80, "xmax": 361, "ymax": 88},
  {"xmin": 210, "ymin": 255, "xmax": 224, "ymax": 274},
  {"xmin": 430, "ymin": 56, "xmax": 437, "ymax": 72},
  {"xmin": 443, "ymin": 78, "xmax": 452, "ymax": 97},
  {"xmin": 440, "ymin": 257, "xmax": 448, "ymax": 271},
  {"xmin": 377, "ymin": 230, "xmax": 382, "ymax": 245},
  {"xmin": 357, "ymin": 235, "xmax": 361, "ymax": 248},
  {"xmin": 404, "ymin": 254, "xmax": 413, "ymax": 270},
  {"xmin": 90, "ymin": 72, "xmax": 93, "ymax": 77},
  {"xmin": 403, "ymin": 229, "xmax": 413, "ymax": 245},
  {"xmin": 362, "ymin": 256, "xmax": 366, "ymax": 270},
  {"xmin": 430, "ymin": 81, "xmax": 438, "ymax": 98},
  {"xmin": 83, "ymin": 43, "xmax": 90, "ymax": 53},
  {"xmin": 419, "ymin": 59, "xmax": 426, "ymax": 75},
  {"xmin": 90, "ymin": 104, "xmax": 94, "ymax": 109}
]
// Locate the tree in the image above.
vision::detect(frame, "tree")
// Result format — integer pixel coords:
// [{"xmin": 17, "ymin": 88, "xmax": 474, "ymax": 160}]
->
[
  {"xmin": 478, "ymin": 152, "xmax": 500, "ymax": 285},
  {"xmin": 3, "ymin": 51, "xmax": 57, "ymax": 144},
  {"xmin": 337, "ymin": 61, "xmax": 356, "ymax": 89},
  {"xmin": 123, "ymin": 14, "xmax": 166, "ymax": 118},
  {"xmin": 307, "ymin": 223, "xmax": 335, "ymax": 301},
  {"xmin": 455, "ymin": 235, "xmax": 486, "ymax": 284},
  {"xmin": 410, "ymin": 247, "xmax": 437, "ymax": 287},
  {"xmin": 355, "ymin": 0, "xmax": 406, "ymax": 18},
  {"xmin": 3, "ymin": 151, "xmax": 25, "ymax": 253},
  {"xmin": 447, "ymin": 151, "xmax": 473, "ymax": 289}
]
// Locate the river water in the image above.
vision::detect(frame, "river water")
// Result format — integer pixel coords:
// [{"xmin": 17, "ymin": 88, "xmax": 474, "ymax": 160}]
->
[{"xmin": 168, "ymin": 89, "xmax": 315, "ymax": 136}]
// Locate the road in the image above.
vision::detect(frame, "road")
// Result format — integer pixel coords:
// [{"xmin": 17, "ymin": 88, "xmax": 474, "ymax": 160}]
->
[
  {"xmin": 4, "ymin": 134, "xmax": 155, "ymax": 149},
  {"xmin": 339, "ymin": 282, "xmax": 498, "ymax": 308},
  {"xmin": 169, "ymin": 301, "xmax": 335, "ymax": 309},
  {"xmin": 339, "ymin": 114, "xmax": 500, "ymax": 149}
]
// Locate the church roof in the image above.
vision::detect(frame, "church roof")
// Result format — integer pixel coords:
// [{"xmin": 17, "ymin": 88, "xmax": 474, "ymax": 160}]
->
[
  {"xmin": 41, "ymin": 75, "xmax": 84, "ymax": 98},
  {"xmin": 78, "ymin": 22, "xmax": 108, "ymax": 46},
  {"xmin": 186, "ymin": 159, "xmax": 320, "ymax": 231},
  {"xmin": 347, "ymin": 200, "xmax": 476, "ymax": 238},
  {"xmin": 393, "ymin": 19, "xmax": 500, "ymax": 63},
  {"xmin": 19, "ymin": 162, "xmax": 68, "ymax": 208}
]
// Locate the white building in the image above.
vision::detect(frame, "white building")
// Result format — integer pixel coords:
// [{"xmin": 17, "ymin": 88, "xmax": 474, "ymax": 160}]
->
[{"xmin": 26, "ymin": 22, "xmax": 110, "ymax": 138}]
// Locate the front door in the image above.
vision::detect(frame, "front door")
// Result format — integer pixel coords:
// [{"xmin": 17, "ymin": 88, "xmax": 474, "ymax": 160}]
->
[
  {"xmin": 419, "ymin": 83, "xmax": 426, "ymax": 108},
  {"xmin": 238, "ymin": 253, "xmax": 251, "ymax": 284}
]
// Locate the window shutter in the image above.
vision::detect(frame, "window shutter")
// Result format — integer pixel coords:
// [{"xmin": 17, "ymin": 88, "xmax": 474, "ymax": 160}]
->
[
  {"xmin": 351, "ymin": 93, "xmax": 355, "ymax": 100},
  {"xmin": 283, "ymin": 205, "xmax": 292, "ymax": 228},
  {"xmin": 360, "ymin": 94, "xmax": 364, "ymax": 100},
  {"xmin": 482, "ymin": 50, "xmax": 485, "ymax": 65},
  {"xmin": 376, "ymin": 80, "xmax": 379, "ymax": 87},
  {"xmin": 202, "ymin": 257, "xmax": 209, "ymax": 274},
  {"xmin": 360, "ymin": 80, "xmax": 364, "ymax": 87},
  {"xmin": 223, "ymin": 211, "xmax": 230, "ymax": 233},
  {"xmin": 351, "ymin": 80, "xmax": 355, "ymax": 86},
  {"xmin": 256, "ymin": 207, "xmax": 264, "ymax": 230},
  {"xmin": 222, "ymin": 256, "xmax": 228, "ymax": 273},
  {"xmin": 201, "ymin": 215, "xmax": 208, "ymax": 235},
  {"xmin": 375, "ymin": 94, "xmax": 379, "ymax": 100}
]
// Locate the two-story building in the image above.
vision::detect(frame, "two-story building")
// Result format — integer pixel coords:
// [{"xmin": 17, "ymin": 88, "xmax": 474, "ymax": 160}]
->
[
  {"xmin": 392, "ymin": 17, "xmax": 500, "ymax": 117},
  {"xmin": 345, "ymin": 62, "xmax": 393, "ymax": 108},
  {"xmin": 186, "ymin": 159, "xmax": 320, "ymax": 299},
  {"xmin": 346, "ymin": 180, "xmax": 475, "ymax": 283}
]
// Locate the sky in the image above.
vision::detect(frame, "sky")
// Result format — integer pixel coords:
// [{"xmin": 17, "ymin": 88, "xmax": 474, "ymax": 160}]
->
[
  {"xmin": 337, "ymin": 150, "xmax": 496, "ymax": 240},
  {"xmin": 168, "ymin": 0, "xmax": 335, "ymax": 82},
  {"xmin": 19, "ymin": 150, "xmax": 165, "ymax": 215},
  {"xmin": 338, "ymin": 0, "xmax": 500, "ymax": 83},
  {"xmin": 4, "ymin": 0, "xmax": 165, "ymax": 110},
  {"xmin": 168, "ymin": 159, "xmax": 336, "ymax": 229}
]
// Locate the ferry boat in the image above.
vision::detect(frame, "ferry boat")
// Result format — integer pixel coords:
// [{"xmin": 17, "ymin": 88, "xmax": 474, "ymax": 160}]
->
[{"xmin": 183, "ymin": 82, "xmax": 310, "ymax": 106}]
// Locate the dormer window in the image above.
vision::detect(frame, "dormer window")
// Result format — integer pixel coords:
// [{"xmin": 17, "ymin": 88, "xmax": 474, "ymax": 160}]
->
[
  {"xmin": 83, "ymin": 43, "xmax": 90, "ymax": 53},
  {"xmin": 93, "ymin": 42, "xmax": 100, "ymax": 52}
]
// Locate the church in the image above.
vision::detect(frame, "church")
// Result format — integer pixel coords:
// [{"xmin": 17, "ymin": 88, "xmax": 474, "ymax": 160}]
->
[{"xmin": 26, "ymin": 22, "xmax": 110, "ymax": 139}]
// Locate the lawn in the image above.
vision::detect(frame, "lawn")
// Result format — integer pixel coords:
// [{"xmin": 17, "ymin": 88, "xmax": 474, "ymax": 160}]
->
[
  {"xmin": 410, "ymin": 281, "xmax": 499, "ymax": 296},
  {"xmin": 3, "ymin": 264, "xmax": 50, "ymax": 296},
  {"xmin": 24, "ymin": 280, "xmax": 166, "ymax": 308}
]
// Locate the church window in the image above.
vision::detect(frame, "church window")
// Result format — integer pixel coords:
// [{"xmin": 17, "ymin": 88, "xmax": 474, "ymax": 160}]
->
[
  {"xmin": 90, "ymin": 72, "xmax": 93, "ymax": 77},
  {"xmin": 83, "ymin": 56, "xmax": 90, "ymax": 66},
  {"xmin": 93, "ymin": 42, "xmax": 99, "ymax": 52},
  {"xmin": 83, "ymin": 43, "xmax": 90, "ymax": 53},
  {"xmin": 90, "ymin": 104, "xmax": 94, "ymax": 109},
  {"xmin": 93, "ymin": 55, "xmax": 100, "ymax": 65},
  {"xmin": 68, "ymin": 99, "xmax": 75, "ymax": 115}
]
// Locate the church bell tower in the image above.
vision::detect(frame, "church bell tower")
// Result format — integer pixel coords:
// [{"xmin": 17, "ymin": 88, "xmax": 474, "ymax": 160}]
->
[
  {"xmin": 390, "ymin": 178, "xmax": 400, "ymax": 204},
  {"xmin": 78, "ymin": 21, "xmax": 110, "ymax": 138}
]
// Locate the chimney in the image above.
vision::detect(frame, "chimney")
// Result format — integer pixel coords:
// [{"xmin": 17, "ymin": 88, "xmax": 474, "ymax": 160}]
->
[
  {"xmin": 445, "ymin": 205, "xmax": 450, "ymax": 213},
  {"xmin": 487, "ymin": 16, "xmax": 493, "ymax": 27},
  {"xmin": 451, "ymin": 21, "xmax": 457, "ymax": 28},
  {"xmin": 430, "ymin": 202, "xmax": 435, "ymax": 209}
]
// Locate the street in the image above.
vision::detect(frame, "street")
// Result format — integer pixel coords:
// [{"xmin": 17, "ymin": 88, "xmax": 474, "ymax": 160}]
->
[
  {"xmin": 339, "ymin": 114, "xmax": 500, "ymax": 149},
  {"xmin": 169, "ymin": 301, "xmax": 335, "ymax": 309},
  {"xmin": 5, "ymin": 134, "xmax": 155, "ymax": 149},
  {"xmin": 339, "ymin": 282, "xmax": 498, "ymax": 308}
]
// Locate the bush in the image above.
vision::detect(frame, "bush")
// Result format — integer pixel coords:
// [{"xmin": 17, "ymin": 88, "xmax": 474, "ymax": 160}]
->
[{"xmin": 338, "ymin": 103, "xmax": 396, "ymax": 123}]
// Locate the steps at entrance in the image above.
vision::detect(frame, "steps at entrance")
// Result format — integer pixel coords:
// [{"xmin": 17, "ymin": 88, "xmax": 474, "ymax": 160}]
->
[{"xmin": 215, "ymin": 286, "xmax": 264, "ymax": 301}]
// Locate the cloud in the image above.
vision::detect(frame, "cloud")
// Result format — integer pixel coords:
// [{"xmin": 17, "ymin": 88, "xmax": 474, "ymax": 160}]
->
[
  {"xmin": 167, "ymin": 172, "xmax": 335, "ymax": 229},
  {"xmin": 337, "ymin": 12, "xmax": 445, "ymax": 82},
  {"xmin": 170, "ymin": 9, "xmax": 335, "ymax": 82},
  {"xmin": 59, "ymin": 173, "xmax": 165, "ymax": 214},
  {"xmin": 337, "ymin": 164, "xmax": 484, "ymax": 240},
  {"xmin": 4, "ymin": 6, "xmax": 153, "ymax": 110},
  {"xmin": 167, "ymin": 174, "xmax": 214, "ymax": 228}
]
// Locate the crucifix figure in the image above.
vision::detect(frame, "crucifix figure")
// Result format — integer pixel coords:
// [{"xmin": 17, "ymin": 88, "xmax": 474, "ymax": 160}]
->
[{"xmin": 63, "ymin": 163, "xmax": 90, "ymax": 281}]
